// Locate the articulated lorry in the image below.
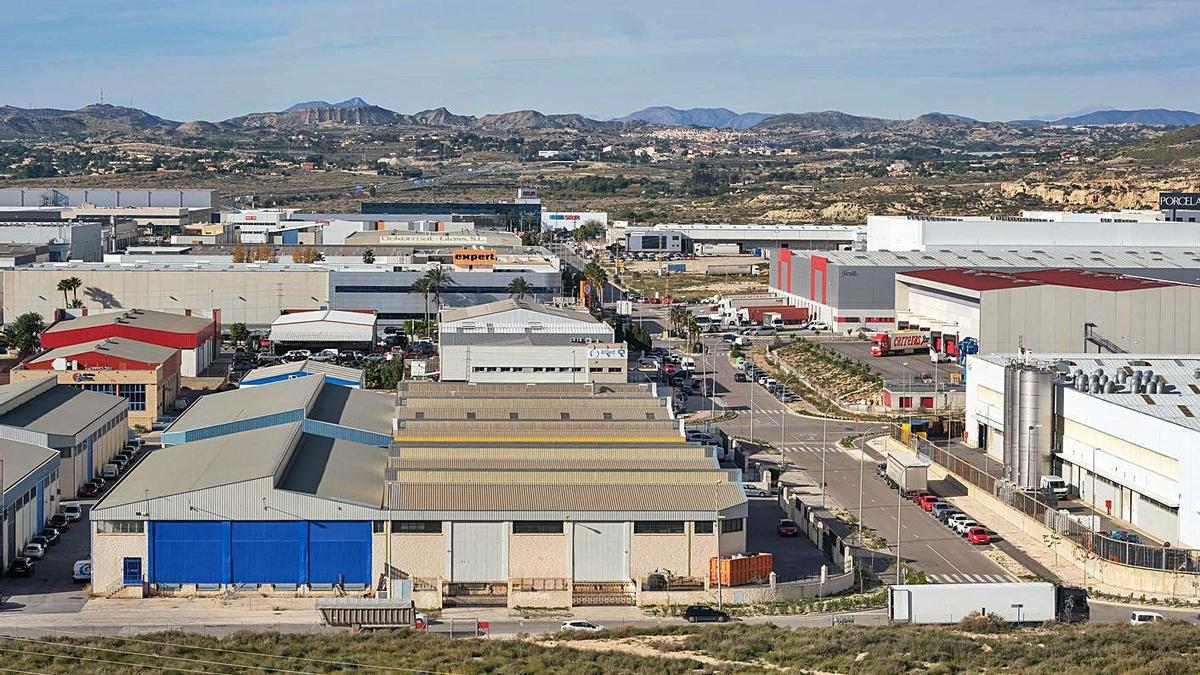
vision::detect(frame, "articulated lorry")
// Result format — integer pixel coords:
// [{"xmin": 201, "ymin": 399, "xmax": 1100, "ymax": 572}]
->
[
  {"xmin": 870, "ymin": 329, "xmax": 930, "ymax": 357},
  {"xmin": 885, "ymin": 450, "xmax": 929, "ymax": 493},
  {"xmin": 889, "ymin": 582, "xmax": 1090, "ymax": 625}
]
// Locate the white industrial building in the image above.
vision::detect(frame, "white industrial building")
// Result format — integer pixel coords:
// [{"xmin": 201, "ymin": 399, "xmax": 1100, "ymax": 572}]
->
[
  {"xmin": 864, "ymin": 211, "xmax": 1197, "ymax": 253},
  {"xmin": 965, "ymin": 353, "xmax": 1200, "ymax": 548},
  {"xmin": 1, "ymin": 439, "xmax": 60, "ymax": 569},
  {"xmin": 627, "ymin": 223, "xmax": 860, "ymax": 255},
  {"xmin": 895, "ymin": 268, "xmax": 1200, "ymax": 355},
  {"xmin": 269, "ymin": 310, "xmax": 378, "ymax": 349},
  {"xmin": 541, "ymin": 211, "xmax": 608, "ymax": 231},
  {"xmin": 438, "ymin": 300, "xmax": 627, "ymax": 384}
]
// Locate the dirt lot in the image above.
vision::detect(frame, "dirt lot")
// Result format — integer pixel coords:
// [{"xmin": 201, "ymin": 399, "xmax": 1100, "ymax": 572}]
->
[{"xmin": 620, "ymin": 254, "xmax": 765, "ymax": 274}]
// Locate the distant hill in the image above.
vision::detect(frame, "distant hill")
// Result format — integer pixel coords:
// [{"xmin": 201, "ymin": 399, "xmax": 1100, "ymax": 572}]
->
[
  {"xmin": 618, "ymin": 106, "xmax": 772, "ymax": 130},
  {"xmin": 283, "ymin": 97, "xmax": 373, "ymax": 113},
  {"xmin": 752, "ymin": 110, "xmax": 896, "ymax": 132},
  {"xmin": 474, "ymin": 110, "xmax": 623, "ymax": 133},
  {"xmin": 1050, "ymin": 109, "xmax": 1200, "ymax": 127},
  {"xmin": 413, "ymin": 107, "xmax": 475, "ymax": 127},
  {"xmin": 0, "ymin": 103, "xmax": 179, "ymax": 138},
  {"xmin": 1122, "ymin": 123, "xmax": 1200, "ymax": 164},
  {"xmin": 907, "ymin": 112, "xmax": 979, "ymax": 127}
]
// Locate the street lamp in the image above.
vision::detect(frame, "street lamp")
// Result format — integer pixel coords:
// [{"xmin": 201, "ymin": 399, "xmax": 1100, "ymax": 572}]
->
[
  {"xmin": 716, "ymin": 515, "xmax": 726, "ymax": 610},
  {"xmin": 821, "ymin": 415, "xmax": 828, "ymax": 509},
  {"xmin": 896, "ymin": 471, "xmax": 904, "ymax": 585}
]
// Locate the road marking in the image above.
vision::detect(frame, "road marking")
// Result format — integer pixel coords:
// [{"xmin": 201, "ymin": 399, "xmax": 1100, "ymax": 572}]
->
[{"xmin": 925, "ymin": 543, "xmax": 968, "ymax": 578}]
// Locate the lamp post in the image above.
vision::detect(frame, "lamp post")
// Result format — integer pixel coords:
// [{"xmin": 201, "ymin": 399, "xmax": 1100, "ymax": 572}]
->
[
  {"xmin": 821, "ymin": 415, "xmax": 828, "ymax": 509},
  {"xmin": 716, "ymin": 515, "xmax": 726, "ymax": 610},
  {"xmin": 895, "ymin": 475, "xmax": 904, "ymax": 585}
]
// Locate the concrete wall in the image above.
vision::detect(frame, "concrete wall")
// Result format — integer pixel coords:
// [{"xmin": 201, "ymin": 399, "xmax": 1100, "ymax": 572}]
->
[
  {"xmin": 508, "ymin": 532, "xmax": 569, "ymax": 579},
  {"xmin": 90, "ymin": 529, "xmax": 148, "ymax": 594},
  {"xmin": 389, "ymin": 531, "xmax": 447, "ymax": 579}
]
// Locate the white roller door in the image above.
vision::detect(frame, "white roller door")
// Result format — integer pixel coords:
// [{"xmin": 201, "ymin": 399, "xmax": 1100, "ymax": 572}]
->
[
  {"xmin": 450, "ymin": 522, "xmax": 507, "ymax": 583},
  {"xmin": 573, "ymin": 522, "xmax": 628, "ymax": 581}
]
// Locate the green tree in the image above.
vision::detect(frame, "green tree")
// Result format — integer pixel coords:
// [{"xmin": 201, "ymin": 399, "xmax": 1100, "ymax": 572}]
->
[
  {"xmin": 362, "ymin": 248, "xmax": 376, "ymax": 264},
  {"xmin": 412, "ymin": 277, "xmax": 433, "ymax": 336},
  {"xmin": 365, "ymin": 357, "xmax": 405, "ymax": 389},
  {"xmin": 422, "ymin": 267, "xmax": 456, "ymax": 329},
  {"xmin": 3, "ymin": 312, "xmax": 45, "ymax": 357},
  {"xmin": 506, "ymin": 276, "xmax": 533, "ymax": 300},
  {"xmin": 229, "ymin": 322, "xmax": 250, "ymax": 346}
]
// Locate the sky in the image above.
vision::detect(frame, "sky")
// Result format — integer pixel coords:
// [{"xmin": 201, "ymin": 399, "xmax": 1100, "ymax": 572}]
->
[{"xmin": 5, "ymin": 0, "xmax": 1199, "ymax": 122}]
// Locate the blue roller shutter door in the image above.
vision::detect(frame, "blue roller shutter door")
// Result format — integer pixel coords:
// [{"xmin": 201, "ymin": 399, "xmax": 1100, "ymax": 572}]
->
[
  {"xmin": 308, "ymin": 521, "xmax": 370, "ymax": 585},
  {"xmin": 151, "ymin": 521, "xmax": 229, "ymax": 584},
  {"xmin": 231, "ymin": 521, "xmax": 306, "ymax": 585}
]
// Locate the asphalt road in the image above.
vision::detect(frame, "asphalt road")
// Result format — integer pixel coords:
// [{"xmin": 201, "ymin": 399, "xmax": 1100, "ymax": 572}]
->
[
  {"xmin": 676, "ymin": 328, "xmax": 1014, "ymax": 585},
  {"xmin": 0, "ymin": 504, "xmax": 90, "ymax": 615}
]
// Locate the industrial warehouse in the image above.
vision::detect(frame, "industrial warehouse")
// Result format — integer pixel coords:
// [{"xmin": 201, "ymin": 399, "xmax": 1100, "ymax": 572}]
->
[
  {"xmin": 964, "ymin": 353, "xmax": 1200, "ymax": 549},
  {"xmin": 88, "ymin": 380, "xmax": 746, "ymax": 607}
]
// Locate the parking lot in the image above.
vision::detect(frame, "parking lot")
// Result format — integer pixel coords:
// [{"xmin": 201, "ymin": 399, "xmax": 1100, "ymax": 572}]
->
[
  {"xmin": 0, "ymin": 504, "xmax": 91, "ymax": 614},
  {"xmin": 743, "ymin": 497, "xmax": 829, "ymax": 581}
]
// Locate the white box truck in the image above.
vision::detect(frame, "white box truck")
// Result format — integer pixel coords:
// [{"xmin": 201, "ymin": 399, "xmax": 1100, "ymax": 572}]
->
[
  {"xmin": 889, "ymin": 582, "xmax": 1089, "ymax": 625},
  {"xmin": 885, "ymin": 450, "xmax": 929, "ymax": 493}
]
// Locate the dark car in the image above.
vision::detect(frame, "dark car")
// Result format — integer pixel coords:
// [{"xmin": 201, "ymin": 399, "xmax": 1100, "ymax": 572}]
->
[
  {"xmin": 231, "ymin": 361, "xmax": 256, "ymax": 373},
  {"xmin": 683, "ymin": 605, "xmax": 730, "ymax": 623},
  {"xmin": 8, "ymin": 557, "xmax": 34, "ymax": 577},
  {"xmin": 30, "ymin": 535, "xmax": 51, "ymax": 549},
  {"xmin": 41, "ymin": 528, "xmax": 61, "ymax": 546},
  {"xmin": 48, "ymin": 514, "xmax": 70, "ymax": 531},
  {"xmin": 734, "ymin": 372, "xmax": 748, "ymax": 383},
  {"xmin": 777, "ymin": 519, "xmax": 801, "ymax": 537},
  {"xmin": 78, "ymin": 483, "xmax": 100, "ymax": 498}
]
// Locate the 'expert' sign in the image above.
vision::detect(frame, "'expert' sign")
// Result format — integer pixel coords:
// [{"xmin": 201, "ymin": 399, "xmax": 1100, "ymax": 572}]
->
[{"xmin": 453, "ymin": 249, "xmax": 496, "ymax": 267}]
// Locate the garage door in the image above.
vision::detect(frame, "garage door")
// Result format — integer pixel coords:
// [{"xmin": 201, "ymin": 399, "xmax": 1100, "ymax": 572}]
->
[
  {"xmin": 231, "ymin": 521, "xmax": 305, "ymax": 585},
  {"xmin": 573, "ymin": 522, "xmax": 627, "ymax": 581},
  {"xmin": 151, "ymin": 521, "xmax": 228, "ymax": 584},
  {"xmin": 451, "ymin": 522, "xmax": 506, "ymax": 582},
  {"xmin": 309, "ymin": 521, "xmax": 371, "ymax": 585}
]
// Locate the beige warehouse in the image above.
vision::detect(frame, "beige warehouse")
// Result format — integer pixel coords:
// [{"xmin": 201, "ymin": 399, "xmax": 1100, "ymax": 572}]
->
[{"xmin": 896, "ymin": 268, "xmax": 1200, "ymax": 354}]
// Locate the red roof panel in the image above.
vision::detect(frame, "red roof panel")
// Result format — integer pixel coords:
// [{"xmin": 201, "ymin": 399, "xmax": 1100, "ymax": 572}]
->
[
  {"xmin": 898, "ymin": 268, "xmax": 1043, "ymax": 291},
  {"xmin": 1013, "ymin": 268, "xmax": 1179, "ymax": 292}
]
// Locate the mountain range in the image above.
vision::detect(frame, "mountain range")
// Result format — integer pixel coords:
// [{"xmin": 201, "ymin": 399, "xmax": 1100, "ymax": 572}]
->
[{"xmin": 0, "ymin": 98, "xmax": 1195, "ymax": 139}]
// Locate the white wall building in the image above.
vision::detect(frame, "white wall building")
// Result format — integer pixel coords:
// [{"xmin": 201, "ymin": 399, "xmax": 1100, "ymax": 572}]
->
[
  {"xmin": 866, "ymin": 210, "xmax": 1191, "ymax": 253},
  {"xmin": 438, "ymin": 300, "xmax": 626, "ymax": 384},
  {"xmin": 965, "ymin": 353, "xmax": 1200, "ymax": 547},
  {"xmin": 541, "ymin": 211, "xmax": 608, "ymax": 232}
]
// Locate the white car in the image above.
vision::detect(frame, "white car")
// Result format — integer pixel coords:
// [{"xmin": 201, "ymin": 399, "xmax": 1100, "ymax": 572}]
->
[
  {"xmin": 953, "ymin": 519, "xmax": 981, "ymax": 535},
  {"xmin": 742, "ymin": 484, "xmax": 770, "ymax": 497},
  {"xmin": 22, "ymin": 542, "xmax": 46, "ymax": 560},
  {"xmin": 62, "ymin": 503, "xmax": 82, "ymax": 522},
  {"xmin": 561, "ymin": 620, "xmax": 605, "ymax": 632},
  {"xmin": 807, "ymin": 321, "xmax": 830, "ymax": 331},
  {"xmin": 945, "ymin": 513, "xmax": 971, "ymax": 529},
  {"xmin": 1130, "ymin": 611, "xmax": 1165, "ymax": 625}
]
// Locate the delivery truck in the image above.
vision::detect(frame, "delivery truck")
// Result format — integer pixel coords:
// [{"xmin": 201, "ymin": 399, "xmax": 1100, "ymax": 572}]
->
[
  {"xmin": 760, "ymin": 307, "xmax": 810, "ymax": 327},
  {"xmin": 885, "ymin": 450, "xmax": 929, "ymax": 493},
  {"xmin": 888, "ymin": 582, "xmax": 1090, "ymax": 625},
  {"xmin": 737, "ymin": 305, "xmax": 809, "ymax": 326},
  {"xmin": 870, "ymin": 329, "xmax": 930, "ymax": 357}
]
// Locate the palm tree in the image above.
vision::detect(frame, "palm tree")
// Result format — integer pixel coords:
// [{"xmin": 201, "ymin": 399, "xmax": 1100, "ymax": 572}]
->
[
  {"xmin": 667, "ymin": 306, "xmax": 688, "ymax": 338},
  {"xmin": 66, "ymin": 277, "xmax": 83, "ymax": 304},
  {"xmin": 412, "ymin": 277, "xmax": 432, "ymax": 337},
  {"xmin": 56, "ymin": 279, "xmax": 71, "ymax": 307},
  {"xmin": 422, "ymin": 268, "xmax": 456, "ymax": 330},
  {"xmin": 507, "ymin": 276, "xmax": 533, "ymax": 301}
]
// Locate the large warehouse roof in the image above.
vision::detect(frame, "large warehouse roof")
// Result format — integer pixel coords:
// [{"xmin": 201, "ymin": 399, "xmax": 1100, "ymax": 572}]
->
[
  {"xmin": 798, "ymin": 248, "xmax": 1200, "ymax": 269},
  {"xmin": 42, "ymin": 309, "xmax": 212, "ymax": 337},
  {"xmin": 165, "ymin": 375, "xmax": 323, "ymax": 435},
  {"xmin": 0, "ymin": 439, "xmax": 58, "ymax": 493},
  {"xmin": 0, "ymin": 379, "xmax": 125, "ymax": 437},
  {"xmin": 239, "ymin": 359, "xmax": 364, "ymax": 388},
  {"xmin": 899, "ymin": 268, "xmax": 1185, "ymax": 293},
  {"xmin": 269, "ymin": 310, "xmax": 377, "ymax": 343},
  {"xmin": 439, "ymin": 298, "xmax": 599, "ymax": 324},
  {"xmin": 386, "ymin": 482, "xmax": 743, "ymax": 512},
  {"xmin": 27, "ymin": 337, "xmax": 177, "ymax": 367}
]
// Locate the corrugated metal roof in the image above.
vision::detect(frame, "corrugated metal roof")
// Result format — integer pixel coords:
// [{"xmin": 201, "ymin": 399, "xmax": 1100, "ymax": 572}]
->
[
  {"xmin": 276, "ymin": 434, "xmax": 387, "ymax": 507},
  {"xmin": 0, "ymin": 384, "xmax": 125, "ymax": 436},
  {"xmin": 439, "ymin": 299, "xmax": 600, "ymax": 324},
  {"xmin": 42, "ymin": 309, "xmax": 212, "ymax": 336},
  {"xmin": 310, "ymin": 385, "xmax": 393, "ymax": 434},
  {"xmin": 0, "ymin": 438, "xmax": 57, "ymax": 493},
  {"xmin": 387, "ymin": 457, "xmax": 717, "ymax": 471},
  {"xmin": 27, "ymin": 337, "xmax": 177, "ymax": 366},
  {"xmin": 392, "ymin": 445, "xmax": 712, "ymax": 460},
  {"xmin": 272, "ymin": 310, "xmax": 378, "ymax": 327},
  {"xmin": 396, "ymin": 381, "xmax": 655, "ymax": 399},
  {"xmin": 164, "ymin": 376, "xmax": 322, "ymax": 434},
  {"xmin": 241, "ymin": 359, "xmax": 364, "ymax": 384},
  {"xmin": 269, "ymin": 311, "xmax": 377, "ymax": 343},
  {"xmin": 97, "ymin": 423, "xmax": 300, "ymax": 509},
  {"xmin": 437, "ymin": 332, "xmax": 614, "ymax": 347},
  {"xmin": 809, "ymin": 248, "xmax": 1200, "ymax": 268},
  {"xmin": 387, "ymin": 482, "xmax": 745, "ymax": 512}
]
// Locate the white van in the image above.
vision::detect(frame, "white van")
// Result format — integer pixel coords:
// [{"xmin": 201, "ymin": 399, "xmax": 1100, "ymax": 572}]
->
[
  {"xmin": 101, "ymin": 463, "xmax": 120, "ymax": 479},
  {"xmin": 1040, "ymin": 475, "xmax": 1069, "ymax": 498},
  {"xmin": 62, "ymin": 503, "xmax": 82, "ymax": 522},
  {"xmin": 1130, "ymin": 611, "xmax": 1165, "ymax": 625},
  {"xmin": 680, "ymin": 356, "xmax": 696, "ymax": 371}
]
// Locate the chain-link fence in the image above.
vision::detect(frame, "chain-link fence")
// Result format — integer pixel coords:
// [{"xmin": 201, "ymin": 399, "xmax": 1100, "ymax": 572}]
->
[{"xmin": 898, "ymin": 429, "xmax": 1200, "ymax": 575}]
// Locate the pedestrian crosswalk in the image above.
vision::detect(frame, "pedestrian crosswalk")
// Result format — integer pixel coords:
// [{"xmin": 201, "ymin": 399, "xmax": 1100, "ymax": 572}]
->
[
  {"xmin": 927, "ymin": 573, "xmax": 1020, "ymax": 584},
  {"xmin": 783, "ymin": 445, "xmax": 838, "ymax": 454}
]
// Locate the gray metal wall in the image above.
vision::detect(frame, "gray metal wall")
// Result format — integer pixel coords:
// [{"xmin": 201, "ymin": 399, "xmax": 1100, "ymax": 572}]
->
[
  {"xmin": 328, "ymin": 269, "xmax": 561, "ymax": 324},
  {"xmin": 450, "ymin": 522, "xmax": 506, "ymax": 582},
  {"xmin": 572, "ymin": 522, "xmax": 628, "ymax": 581},
  {"xmin": 0, "ymin": 189, "xmax": 216, "ymax": 209}
]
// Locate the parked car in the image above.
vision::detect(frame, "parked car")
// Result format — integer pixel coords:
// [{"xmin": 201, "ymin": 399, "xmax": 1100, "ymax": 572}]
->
[
  {"xmin": 48, "ymin": 514, "xmax": 70, "ymax": 531},
  {"xmin": 560, "ymin": 620, "xmax": 605, "ymax": 632},
  {"xmin": 683, "ymin": 605, "xmax": 730, "ymax": 623},
  {"xmin": 966, "ymin": 526, "xmax": 992, "ymax": 545},
  {"xmin": 733, "ymin": 372, "xmax": 748, "ymax": 382},
  {"xmin": 61, "ymin": 503, "xmax": 82, "ymax": 521},
  {"xmin": 362, "ymin": 353, "xmax": 386, "ymax": 363},
  {"xmin": 72, "ymin": 559, "xmax": 92, "ymax": 582},
  {"xmin": 946, "ymin": 513, "xmax": 972, "ymax": 528},
  {"xmin": 78, "ymin": 483, "xmax": 100, "ymax": 498},
  {"xmin": 1130, "ymin": 611, "xmax": 1165, "ymax": 625},
  {"xmin": 745, "ymin": 327, "xmax": 777, "ymax": 337},
  {"xmin": 101, "ymin": 463, "xmax": 120, "ymax": 479},
  {"xmin": 742, "ymin": 484, "xmax": 770, "ymax": 498},
  {"xmin": 721, "ymin": 334, "xmax": 738, "ymax": 344},
  {"xmin": 807, "ymin": 321, "xmax": 831, "ymax": 332},
  {"xmin": 937, "ymin": 508, "xmax": 963, "ymax": 524},
  {"xmin": 231, "ymin": 361, "xmax": 256, "ymax": 373},
  {"xmin": 30, "ymin": 535, "xmax": 51, "ymax": 550},
  {"xmin": 8, "ymin": 557, "xmax": 34, "ymax": 577},
  {"xmin": 917, "ymin": 495, "xmax": 941, "ymax": 512},
  {"xmin": 954, "ymin": 519, "xmax": 981, "ymax": 536},
  {"xmin": 283, "ymin": 349, "xmax": 311, "ymax": 361},
  {"xmin": 875, "ymin": 462, "xmax": 888, "ymax": 478},
  {"xmin": 930, "ymin": 503, "xmax": 956, "ymax": 520},
  {"xmin": 22, "ymin": 543, "xmax": 45, "ymax": 560},
  {"xmin": 40, "ymin": 528, "xmax": 60, "ymax": 546},
  {"xmin": 777, "ymin": 519, "xmax": 801, "ymax": 537},
  {"xmin": 909, "ymin": 491, "xmax": 932, "ymax": 505}
]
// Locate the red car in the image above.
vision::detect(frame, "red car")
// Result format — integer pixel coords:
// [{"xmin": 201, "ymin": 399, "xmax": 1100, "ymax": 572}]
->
[
  {"xmin": 966, "ymin": 526, "xmax": 991, "ymax": 545},
  {"xmin": 663, "ymin": 363, "xmax": 677, "ymax": 374},
  {"xmin": 917, "ymin": 495, "xmax": 941, "ymax": 512},
  {"xmin": 910, "ymin": 490, "xmax": 932, "ymax": 505},
  {"xmin": 777, "ymin": 519, "xmax": 801, "ymax": 537}
]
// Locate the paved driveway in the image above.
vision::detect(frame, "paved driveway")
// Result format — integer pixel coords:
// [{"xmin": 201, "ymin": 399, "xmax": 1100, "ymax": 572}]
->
[{"xmin": 0, "ymin": 505, "xmax": 91, "ymax": 614}]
